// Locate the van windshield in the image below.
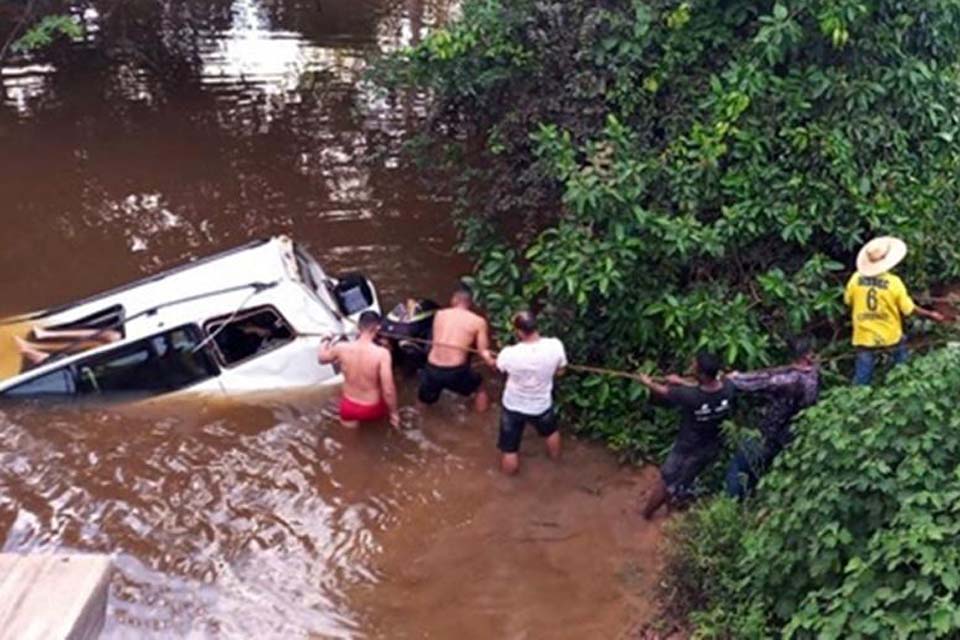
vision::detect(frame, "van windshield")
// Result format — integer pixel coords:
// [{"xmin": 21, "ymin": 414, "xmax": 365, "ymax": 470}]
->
[
  {"xmin": 1, "ymin": 326, "xmax": 218, "ymax": 401},
  {"xmin": 294, "ymin": 245, "xmax": 324, "ymax": 294},
  {"xmin": 293, "ymin": 244, "xmax": 344, "ymax": 323}
]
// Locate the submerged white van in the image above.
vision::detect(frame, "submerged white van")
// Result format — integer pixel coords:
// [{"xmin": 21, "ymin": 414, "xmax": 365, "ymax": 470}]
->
[{"xmin": 0, "ymin": 236, "xmax": 379, "ymax": 401}]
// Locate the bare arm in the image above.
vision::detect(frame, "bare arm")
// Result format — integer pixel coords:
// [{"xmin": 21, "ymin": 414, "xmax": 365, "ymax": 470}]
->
[
  {"xmin": 637, "ymin": 373, "xmax": 671, "ymax": 398},
  {"xmin": 318, "ymin": 340, "xmax": 339, "ymax": 365},
  {"xmin": 476, "ymin": 320, "xmax": 496, "ymax": 368},
  {"xmin": 915, "ymin": 306, "xmax": 946, "ymax": 323},
  {"xmin": 556, "ymin": 344, "xmax": 569, "ymax": 378},
  {"xmin": 379, "ymin": 350, "xmax": 400, "ymax": 428}
]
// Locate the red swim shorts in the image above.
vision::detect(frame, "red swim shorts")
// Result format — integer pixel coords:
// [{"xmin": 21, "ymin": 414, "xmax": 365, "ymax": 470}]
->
[{"xmin": 339, "ymin": 396, "xmax": 388, "ymax": 422}]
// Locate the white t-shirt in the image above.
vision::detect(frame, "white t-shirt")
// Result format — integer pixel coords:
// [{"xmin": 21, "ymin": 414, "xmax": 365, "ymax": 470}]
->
[{"xmin": 496, "ymin": 337, "xmax": 568, "ymax": 415}]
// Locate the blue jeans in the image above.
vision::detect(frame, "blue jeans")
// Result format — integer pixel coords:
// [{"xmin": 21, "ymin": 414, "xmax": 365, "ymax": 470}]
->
[
  {"xmin": 853, "ymin": 341, "xmax": 908, "ymax": 386},
  {"xmin": 725, "ymin": 437, "xmax": 765, "ymax": 500}
]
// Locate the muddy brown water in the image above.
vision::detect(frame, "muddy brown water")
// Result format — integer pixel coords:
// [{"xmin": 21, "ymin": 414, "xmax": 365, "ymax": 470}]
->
[{"xmin": 0, "ymin": 1, "xmax": 661, "ymax": 637}]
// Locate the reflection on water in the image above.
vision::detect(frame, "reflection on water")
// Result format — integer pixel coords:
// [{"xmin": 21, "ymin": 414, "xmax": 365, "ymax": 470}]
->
[
  {"xmin": 199, "ymin": 0, "xmax": 366, "ymax": 117},
  {"xmin": 0, "ymin": 0, "xmax": 468, "ymax": 316},
  {"xmin": 0, "ymin": 1, "xmax": 467, "ymax": 636},
  {"xmin": 1, "ymin": 63, "xmax": 56, "ymax": 115},
  {"xmin": 0, "ymin": 1, "xmax": 473, "ymax": 636},
  {"xmin": 2, "ymin": 0, "xmax": 453, "ymax": 118}
]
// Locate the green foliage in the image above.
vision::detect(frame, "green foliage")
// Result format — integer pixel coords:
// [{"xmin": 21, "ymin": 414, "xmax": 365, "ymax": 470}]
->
[
  {"xmin": 741, "ymin": 347, "xmax": 960, "ymax": 638},
  {"xmin": 13, "ymin": 15, "xmax": 82, "ymax": 53},
  {"xmin": 372, "ymin": 0, "xmax": 535, "ymax": 116},
  {"xmin": 382, "ymin": 3, "xmax": 960, "ymax": 633},
  {"xmin": 670, "ymin": 348, "xmax": 960, "ymax": 637},
  {"xmin": 661, "ymin": 497, "xmax": 768, "ymax": 639},
  {"xmin": 661, "ymin": 496, "xmax": 745, "ymax": 614},
  {"xmin": 379, "ymin": 0, "xmax": 960, "ymax": 455}
]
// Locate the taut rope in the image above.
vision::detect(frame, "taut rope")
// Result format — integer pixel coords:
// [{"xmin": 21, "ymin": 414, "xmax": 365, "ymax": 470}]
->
[{"xmin": 303, "ymin": 326, "xmax": 960, "ymax": 383}]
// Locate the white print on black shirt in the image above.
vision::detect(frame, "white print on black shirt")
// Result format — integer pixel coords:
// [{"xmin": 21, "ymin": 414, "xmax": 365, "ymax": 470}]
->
[{"xmin": 694, "ymin": 398, "xmax": 730, "ymax": 422}]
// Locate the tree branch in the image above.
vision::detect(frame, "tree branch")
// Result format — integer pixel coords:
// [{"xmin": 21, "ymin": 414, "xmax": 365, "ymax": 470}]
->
[{"xmin": 0, "ymin": 0, "xmax": 37, "ymax": 63}]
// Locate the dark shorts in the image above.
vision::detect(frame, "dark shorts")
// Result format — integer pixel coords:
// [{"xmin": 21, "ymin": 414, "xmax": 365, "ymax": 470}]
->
[
  {"xmin": 417, "ymin": 363, "xmax": 483, "ymax": 404},
  {"xmin": 497, "ymin": 406, "xmax": 558, "ymax": 453},
  {"xmin": 660, "ymin": 442, "xmax": 720, "ymax": 498}
]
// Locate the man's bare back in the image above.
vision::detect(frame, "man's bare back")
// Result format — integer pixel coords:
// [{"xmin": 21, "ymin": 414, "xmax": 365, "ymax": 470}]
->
[
  {"xmin": 335, "ymin": 340, "xmax": 392, "ymax": 404},
  {"xmin": 428, "ymin": 307, "xmax": 491, "ymax": 367},
  {"xmin": 417, "ymin": 287, "xmax": 496, "ymax": 412},
  {"xmin": 318, "ymin": 313, "xmax": 399, "ymax": 427}
]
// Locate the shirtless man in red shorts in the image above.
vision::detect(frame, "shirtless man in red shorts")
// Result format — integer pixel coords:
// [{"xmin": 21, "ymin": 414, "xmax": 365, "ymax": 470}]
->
[{"xmin": 319, "ymin": 311, "xmax": 400, "ymax": 428}]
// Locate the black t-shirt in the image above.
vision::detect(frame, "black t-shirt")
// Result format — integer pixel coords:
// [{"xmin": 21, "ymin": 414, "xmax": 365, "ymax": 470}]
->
[{"xmin": 666, "ymin": 380, "xmax": 736, "ymax": 451}]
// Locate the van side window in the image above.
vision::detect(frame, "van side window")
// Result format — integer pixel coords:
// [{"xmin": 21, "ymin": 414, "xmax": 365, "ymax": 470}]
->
[
  {"xmin": 75, "ymin": 326, "xmax": 218, "ymax": 397},
  {"xmin": 205, "ymin": 307, "xmax": 294, "ymax": 366},
  {"xmin": 157, "ymin": 328, "xmax": 219, "ymax": 388},
  {"xmin": 3, "ymin": 368, "xmax": 76, "ymax": 398}
]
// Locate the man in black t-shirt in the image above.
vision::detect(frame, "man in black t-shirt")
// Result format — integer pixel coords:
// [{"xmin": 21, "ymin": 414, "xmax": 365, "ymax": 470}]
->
[{"xmin": 637, "ymin": 351, "xmax": 735, "ymax": 519}]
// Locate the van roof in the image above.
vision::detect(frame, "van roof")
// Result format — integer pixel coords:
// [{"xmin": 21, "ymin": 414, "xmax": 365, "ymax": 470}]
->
[
  {"xmin": 0, "ymin": 236, "xmax": 330, "ymax": 385},
  {"xmin": 13, "ymin": 237, "xmax": 287, "ymax": 322}
]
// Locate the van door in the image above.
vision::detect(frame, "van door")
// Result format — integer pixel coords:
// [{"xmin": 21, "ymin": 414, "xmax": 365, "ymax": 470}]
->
[{"xmin": 74, "ymin": 326, "xmax": 222, "ymax": 401}]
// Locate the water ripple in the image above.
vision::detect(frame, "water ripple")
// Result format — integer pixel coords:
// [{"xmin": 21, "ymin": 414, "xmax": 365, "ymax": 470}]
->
[{"xmin": 0, "ymin": 393, "xmax": 459, "ymax": 638}]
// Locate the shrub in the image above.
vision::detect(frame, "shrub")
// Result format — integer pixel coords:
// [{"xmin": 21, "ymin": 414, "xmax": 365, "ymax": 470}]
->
[
  {"xmin": 671, "ymin": 348, "xmax": 960, "ymax": 637},
  {"xmin": 377, "ymin": 0, "xmax": 960, "ymax": 455},
  {"xmin": 660, "ymin": 497, "xmax": 768, "ymax": 639},
  {"xmin": 737, "ymin": 347, "xmax": 960, "ymax": 638}
]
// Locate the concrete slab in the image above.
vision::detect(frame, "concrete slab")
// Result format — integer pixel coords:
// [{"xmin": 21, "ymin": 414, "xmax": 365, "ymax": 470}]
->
[{"xmin": 0, "ymin": 553, "xmax": 112, "ymax": 640}]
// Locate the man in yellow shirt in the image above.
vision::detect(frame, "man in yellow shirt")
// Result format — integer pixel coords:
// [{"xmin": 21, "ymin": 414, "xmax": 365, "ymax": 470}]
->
[{"xmin": 844, "ymin": 236, "xmax": 944, "ymax": 385}]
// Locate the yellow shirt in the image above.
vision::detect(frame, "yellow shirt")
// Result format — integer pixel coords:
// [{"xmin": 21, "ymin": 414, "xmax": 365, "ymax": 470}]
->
[{"xmin": 844, "ymin": 271, "xmax": 916, "ymax": 347}]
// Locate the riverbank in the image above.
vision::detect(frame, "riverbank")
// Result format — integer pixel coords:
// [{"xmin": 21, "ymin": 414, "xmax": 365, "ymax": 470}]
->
[{"xmin": 345, "ymin": 402, "xmax": 668, "ymax": 637}]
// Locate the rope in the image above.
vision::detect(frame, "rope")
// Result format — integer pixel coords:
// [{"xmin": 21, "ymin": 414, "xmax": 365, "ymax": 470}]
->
[
  {"xmin": 29, "ymin": 284, "xmax": 959, "ymax": 385},
  {"xmin": 302, "ymin": 329, "xmax": 651, "ymax": 382},
  {"xmin": 191, "ymin": 288, "xmax": 261, "ymax": 354},
  {"xmin": 303, "ymin": 326, "xmax": 960, "ymax": 384}
]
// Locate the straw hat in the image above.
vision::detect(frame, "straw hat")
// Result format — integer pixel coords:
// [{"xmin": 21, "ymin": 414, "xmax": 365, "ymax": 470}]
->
[{"xmin": 856, "ymin": 236, "xmax": 907, "ymax": 277}]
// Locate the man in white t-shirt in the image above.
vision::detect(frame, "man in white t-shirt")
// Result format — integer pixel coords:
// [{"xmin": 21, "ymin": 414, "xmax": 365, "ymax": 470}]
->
[{"xmin": 495, "ymin": 311, "xmax": 567, "ymax": 475}]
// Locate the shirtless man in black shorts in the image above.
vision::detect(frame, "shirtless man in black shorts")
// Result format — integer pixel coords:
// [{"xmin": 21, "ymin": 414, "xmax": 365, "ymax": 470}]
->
[{"xmin": 418, "ymin": 284, "xmax": 496, "ymax": 412}]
